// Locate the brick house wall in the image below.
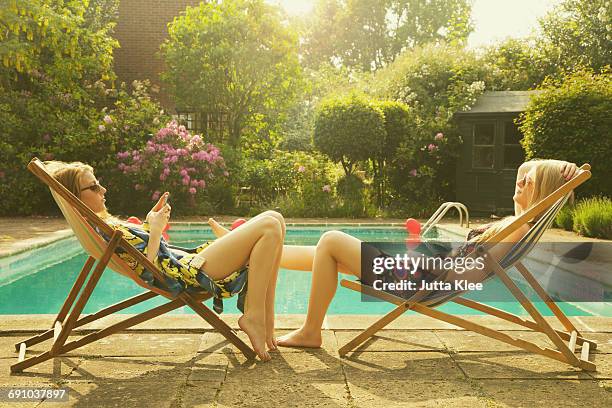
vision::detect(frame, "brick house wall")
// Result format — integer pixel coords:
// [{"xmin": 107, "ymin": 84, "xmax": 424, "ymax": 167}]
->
[{"xmin": 112, "ymin": 0, "xmax": 201, "ymax": 112}]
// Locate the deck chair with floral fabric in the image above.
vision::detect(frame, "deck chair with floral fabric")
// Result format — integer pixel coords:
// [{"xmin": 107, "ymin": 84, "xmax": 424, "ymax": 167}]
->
[{"xmin": 11, "ymin": 158, "xmax": 255, "ymax": 373}]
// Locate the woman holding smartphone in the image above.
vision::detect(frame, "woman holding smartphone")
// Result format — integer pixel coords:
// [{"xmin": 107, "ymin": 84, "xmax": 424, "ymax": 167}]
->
[{"xmin": 45, "ymin": 160, "xmax": 284, "ymax": 362}]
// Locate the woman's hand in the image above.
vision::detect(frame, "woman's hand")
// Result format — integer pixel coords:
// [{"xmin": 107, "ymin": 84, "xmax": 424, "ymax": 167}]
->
[
  {"xmin": 147, "ymin": 203, "xmax": 171, "ymax": 233},
  {"xmin": 560, "ymin": 161, "xmax": 578, "ymax": 181}
]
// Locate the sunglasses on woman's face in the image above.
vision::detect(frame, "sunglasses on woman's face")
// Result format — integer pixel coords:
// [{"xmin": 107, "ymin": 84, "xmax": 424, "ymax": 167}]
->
[{"xmin": 80, "ymin": 182, "xmax": 103, "ymax": 193}]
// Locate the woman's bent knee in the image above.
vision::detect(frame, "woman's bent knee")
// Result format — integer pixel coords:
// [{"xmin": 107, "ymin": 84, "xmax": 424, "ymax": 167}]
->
[
  {"xmin": 261, "ymin": 210, "xmax": 284, "ymax": 221},
  {"xmin": 260, "ymin": 210, "xmax": 285, "ymax": 232},
  {"xmin": 318, "ymin": 230, "xmax": 348, "ymax": 249},
  {"xmin": 259, "ymin": 216, "xmax": 283, "ymax": 240}
]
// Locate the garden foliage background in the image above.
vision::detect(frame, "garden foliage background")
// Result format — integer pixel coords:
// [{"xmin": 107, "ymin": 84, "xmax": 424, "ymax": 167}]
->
[{"xmin": 0, "ymin": 0, "xmax": 610, "ymax": 235}]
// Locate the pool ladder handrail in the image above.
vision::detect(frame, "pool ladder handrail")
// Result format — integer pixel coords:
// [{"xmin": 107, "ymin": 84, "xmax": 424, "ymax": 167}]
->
[{"xmin": 421, "ymin": 202, "xmax": 469, "ymax": 237}]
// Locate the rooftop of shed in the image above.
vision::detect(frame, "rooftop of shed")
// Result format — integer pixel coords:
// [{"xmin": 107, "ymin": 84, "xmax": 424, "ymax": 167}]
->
[{"xmin": 456, "ymin": 90, "xmax": 542, "ymax": 115}]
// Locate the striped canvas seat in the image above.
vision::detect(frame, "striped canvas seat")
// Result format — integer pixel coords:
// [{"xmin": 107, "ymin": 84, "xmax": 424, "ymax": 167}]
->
[{"xmin": 423, "ymin": 192, "xmax": 571, "ymax": 307}]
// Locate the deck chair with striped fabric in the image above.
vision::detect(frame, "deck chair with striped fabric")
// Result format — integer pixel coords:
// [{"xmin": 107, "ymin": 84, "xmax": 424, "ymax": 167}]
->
[
  {"xmin": 339, "ymin": 164, "xmax": 598, "ymax": 371},
  {"xmin": 11, "ymin": 158, "xmax": 256, "ymax": 373}
]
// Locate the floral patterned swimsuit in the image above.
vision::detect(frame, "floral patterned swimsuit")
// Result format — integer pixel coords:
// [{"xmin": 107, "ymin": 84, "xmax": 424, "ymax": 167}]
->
[{"xmin": 97, "ymin": 221, "xmax": 248, "ymax": 313}]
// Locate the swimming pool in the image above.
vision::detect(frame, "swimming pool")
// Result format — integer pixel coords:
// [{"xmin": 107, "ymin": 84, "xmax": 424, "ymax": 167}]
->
[{"xmin": 0, "ymin": 226, "xmax": 607, "ymax": 316}]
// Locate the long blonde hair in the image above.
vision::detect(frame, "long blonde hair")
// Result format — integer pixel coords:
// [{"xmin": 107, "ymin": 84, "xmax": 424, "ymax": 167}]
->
[
  {"xmin": 44, "ymin": 160, "xmax": 113, "ymax": 220},
  {"xmin": 474, "ymin": 160, "xmax": 569, "ymax": 243}
]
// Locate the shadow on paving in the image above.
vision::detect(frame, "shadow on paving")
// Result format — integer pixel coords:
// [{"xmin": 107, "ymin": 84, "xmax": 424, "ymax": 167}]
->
[{"xmin": 2, "ymin": 330, "xmax": 611, "ymax": 407}]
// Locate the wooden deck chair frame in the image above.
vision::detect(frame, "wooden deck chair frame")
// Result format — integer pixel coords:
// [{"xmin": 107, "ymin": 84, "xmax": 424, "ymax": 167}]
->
[
  {"xmin": 339, "ymin": 164, "xmax": 598, "ymax": 372},
  {"xmin": 11, "ymin": 158, "xmax": 256, "ymax": 373}
]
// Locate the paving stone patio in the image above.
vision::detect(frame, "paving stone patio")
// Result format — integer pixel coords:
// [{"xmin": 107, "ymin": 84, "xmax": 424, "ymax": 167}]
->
[{"xmin": 0, "ymin": 315, "xmax": 610, "ymax": 407}]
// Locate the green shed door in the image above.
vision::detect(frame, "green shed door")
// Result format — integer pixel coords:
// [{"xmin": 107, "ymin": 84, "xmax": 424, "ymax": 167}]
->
[
  {"xmin": 456, "ymin": 118, "xmax": 525, "ymax": 215},
  {"xmin": 498, "ymin": 121, "xmax": 525, "ymax": 212}
]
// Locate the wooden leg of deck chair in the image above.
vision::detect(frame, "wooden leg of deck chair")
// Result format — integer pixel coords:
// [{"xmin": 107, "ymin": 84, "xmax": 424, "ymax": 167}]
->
[
  {"xmin": 409, "ymin": 302, "xmax": 596, "ymax": 371},
  {"xmin": 338, "ymin": 303, "xmax": 409, "ymax": 357},
  {"xmin": 338, "ymin": 279, "xmax": 428, "ymax": 356},
  {"xmin": 452, "ymin": 297, "xmax": 597, "ymax": 350},
  {"xmin": 182, "ymin": 294, "xmax": 257, "ymax": 360},
  {"xmin": 54, "ymin": 256, "xmax": 96, "ymax": 326},
  {"xmin": 514, "ymin": 261, "xmax": 582, "ymax": 336},
  {"xmin": 11, "ymin": 295, "xmax": 187, "ymax": 373},
  {"xmin": 50, "ymin": 231, "xmax": 122, "ymax": 356},
  {"xmin": 15, "ymin": 291, "xmax": 158, "ymax": 351},
  {"xmin": 486, "ymin": 254, "xmax": 583, "ymax": 367}
]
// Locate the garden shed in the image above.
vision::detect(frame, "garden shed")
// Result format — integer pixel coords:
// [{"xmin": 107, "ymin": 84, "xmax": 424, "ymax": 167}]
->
[{"xmin": 454, "ymin": 90, "xmax": 540, "ymax": 215}]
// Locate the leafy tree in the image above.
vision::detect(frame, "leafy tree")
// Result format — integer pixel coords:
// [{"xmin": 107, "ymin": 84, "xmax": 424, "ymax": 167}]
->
[
  {"xmin": 369, "ymin": 44, "xmax": 486, "ymax": 209},
  {"xmin": 537, "ymin": 0, "xmax": 611, "ymax": 74},
  {"xmin": 300, "ymin": 0, "xmax": 473, "ymax": 71},
  {"xmin": 481, "ymin": 38, "xmax": 551, "ymax": 90},
  {"xmin": 0, "ymin": 0, "xmax": 121, "ymax": 215},
  {"xmin": 519, "ymin": 69, "xmax": 612, "ymax": 198},
  {"xmin": 313, "ymin": 94, "xmax": 384, "ymax": 175},
  {"xmin": 371, "ymin": 44, "xmax": 486, "ymax": 120},
  {"xmin": 161, "ymin": 0, "xmax": 303, "ymax": 147}
]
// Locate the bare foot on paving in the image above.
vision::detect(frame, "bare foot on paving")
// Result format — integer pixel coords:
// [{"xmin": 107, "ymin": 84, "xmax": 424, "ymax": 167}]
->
[
  {"xmin": 208, "ymin": 218, "xmax": 229, "ymax": 238},
  {"xmin": 266, "ymin": 325, "xmax": 277, "ymax": 351},
  {"xmin": 266, "ymin": 312, "xmax": 277, "ymax": 350},
  {"xmin": 238, "ymin": 314, "xmax": 271, "ymax": 361},
  {"xmin": 276, "ymin": 327, "xmax": 322, "ymax": 348}
]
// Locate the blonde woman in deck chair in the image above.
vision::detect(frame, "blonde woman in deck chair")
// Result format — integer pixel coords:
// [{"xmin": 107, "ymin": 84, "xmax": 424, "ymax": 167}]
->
[
  {"xmin": 211, "ymin": 159, "xmax": 580, "ymax": 348},
  {"xmin": 46, "ymin": 160, "xmax": 284, "ymax": 361}
]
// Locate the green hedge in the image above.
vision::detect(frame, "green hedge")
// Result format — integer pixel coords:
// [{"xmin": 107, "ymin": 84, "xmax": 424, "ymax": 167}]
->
[{"xmin": 520, "ymin": 69, "xmax": 612, "ymax": 197}]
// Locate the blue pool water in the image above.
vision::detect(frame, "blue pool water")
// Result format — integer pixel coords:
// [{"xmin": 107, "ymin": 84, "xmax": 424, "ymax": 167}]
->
[{"xmin": 0, "ymin": 226, "xmax": 606, "ymax": 316}]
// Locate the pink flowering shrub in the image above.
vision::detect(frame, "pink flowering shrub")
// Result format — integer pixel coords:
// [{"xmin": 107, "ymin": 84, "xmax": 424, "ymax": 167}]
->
[
  {"xmin": 114, "ymin": 120, "xmax": 228, "ymax": 213},
  {"xmin": 388, "ymin": 128, "xmax": 460, "ymax": 217}
]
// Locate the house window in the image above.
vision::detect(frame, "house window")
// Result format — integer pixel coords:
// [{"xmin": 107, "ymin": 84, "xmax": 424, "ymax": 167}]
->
[
  {"xmin": 503, "ymin": 121, "xmax": 524, "ymax": 169},
  {"xmin": 472, "ymin": 123, "xmax": 495, "ymax": 169},
  {"xmin": 175, "ymin": 111, "xmax": 229, "ymax": 141}
]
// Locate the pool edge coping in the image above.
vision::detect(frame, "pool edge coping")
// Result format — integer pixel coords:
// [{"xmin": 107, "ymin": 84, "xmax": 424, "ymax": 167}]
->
[
  {"xmin": 0, "ymin": 222, "xmax": 416, "ymax": 259},
  {"xmin": 0, "ymin": 314, "xmax": 609, "ymax": 333}
]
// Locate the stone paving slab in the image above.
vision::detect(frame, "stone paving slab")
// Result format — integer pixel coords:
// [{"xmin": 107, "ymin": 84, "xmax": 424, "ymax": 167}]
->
[
  {"xmin": 0, "ymin": 335, "xmax": 46, "ymax": 359},
  {"xmin": 38, "ymin": 379, "xmax": 190, "ymax": 408},
  {"xmin": 72, "ymin": 333, "xmax": 202, "ymax": 357},
  {"xmin": 347, "ymin": 379, "xmax": 488, "ymax": 408},
  {"xmin": 588, "ymin": 352, "xmax": 612, "ymax": 379},
  {"xmin": 334, "ymin": 330, "xmax": 445, "ymax": 352},
  {"xmin": 475, "ymin": 379, "xmax": 611, "ymax": 407},
  {"xmin": 196, "ymin": 329, "xmax": 338, "ymax": 354},
  {"xmin": 225, "ymin": 349, "xmax": 345, "ymax": 382},
  {"xmin": 215, "ymin": 378, "xmax": 348, "ymax": 408},
  {"xmin": 0, "ymin": 355, "xmax": 83, "ymax": 387},
  {"xmin": 452, "ymin": 351, "xmax": 592, "ymax": 379},
  {"xmin": 583, "ymin": 332, "xmax": 612, "ymax": 354},
  {"xmin": 342, "ymin": 351, "xmax": 464, "ymax": 381},
  {"xmin": 435, "ymin": 330, "xmax": 561, "ymax": 352},
  {"xmin": 63, "ymin": 355, "xmax": 194, "ymax": 383}
]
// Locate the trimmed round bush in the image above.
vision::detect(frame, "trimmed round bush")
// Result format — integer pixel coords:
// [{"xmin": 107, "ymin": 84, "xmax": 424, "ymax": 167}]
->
[{"xmin": 314, "ymin": 94, "xmax": 385, "ymax": 175}]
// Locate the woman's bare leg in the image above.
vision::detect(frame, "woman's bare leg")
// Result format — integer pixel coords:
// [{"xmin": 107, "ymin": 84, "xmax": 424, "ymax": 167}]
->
[
  {"xmin": 277, "ymin": 231, "xmax": 362, "ymax": 348},
  {"xmin": 208, "ymin": 212, "xmax": 285, "ymax": 350},
  {"xmin": 196, "ymin": 215, "xmax": 283, "ymax": 361},
  {"xmin": 258, "ymin": 212, "xmax": 286, "ymax": 351}
]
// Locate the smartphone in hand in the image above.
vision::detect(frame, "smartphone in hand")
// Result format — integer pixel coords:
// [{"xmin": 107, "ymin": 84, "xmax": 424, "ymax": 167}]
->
[{"xmin": 153, "ymin": 192, "xmax": 170, "ymax": 212}]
